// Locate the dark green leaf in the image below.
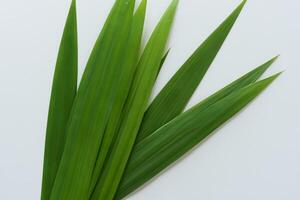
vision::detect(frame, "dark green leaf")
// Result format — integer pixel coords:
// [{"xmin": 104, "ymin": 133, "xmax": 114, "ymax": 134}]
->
[
  {"xmin": 41, "ymin": 1, "xmax": 77, "ymax": 199},
  {"xmin": 50, "ymin": 0, "xmax": 135, "ymax": 199}
]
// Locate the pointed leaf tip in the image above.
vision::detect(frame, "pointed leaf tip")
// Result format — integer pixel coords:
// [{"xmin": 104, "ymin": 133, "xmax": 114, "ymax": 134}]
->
[
  {"xmin": 256, "ymin": 72, "xmax": 282, "ymax": 88},
  {"xmin": 270, "ymin": 55, "xmax": 280, "ymax": 63},
  {"xmin": 240, "ymin": 0, "xmax": 247, "ymax": 7},
  {"xmin": 233, "ymin": 0, "xmax": 247, "ymax": 16},
  {"xmin": 169, "ymin": 0, "xmax": 179, "ymax": 11},
  {"xmin": 271, "ymin": 71, "xmax": 283, "ymax": 79},
  {"xmin": 259, "ymin": 55, "xmax": 279, "ymax": 71},
  {"xmin": 257, "ymin": 56, "xmax": 279, "ymax": 73}
]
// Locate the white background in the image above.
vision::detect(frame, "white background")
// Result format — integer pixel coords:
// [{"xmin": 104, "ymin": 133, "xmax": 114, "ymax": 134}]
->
[{"xmin": 0, "ymin": 0, "xmax": 299, "ymax": 199}]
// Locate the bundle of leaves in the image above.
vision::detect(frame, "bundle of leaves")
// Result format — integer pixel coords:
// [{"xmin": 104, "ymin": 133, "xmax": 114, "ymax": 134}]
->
[{"xmin": 41, "ymin": 0, "xmax": 280, "ymax": 199}]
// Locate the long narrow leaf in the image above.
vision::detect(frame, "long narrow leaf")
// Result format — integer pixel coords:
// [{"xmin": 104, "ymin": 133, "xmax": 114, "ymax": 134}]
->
[
  {"xmin": 125, "ymin": 57, "xmax": 278, "ymax": 171},
  {"xmin": 91, "ymin": 1, "xmax": 179, "ymax": 199},
  {"xmin": 116, "ymin": 69, "xmax": 280, "ymax": 199},
  {"xmin": 50, "ymin": 0, "xmax": 135, "ymax": 199},
  {"xmin": 125, "ymin": 57, "xmax": 278, "ymax": 173},
  {"xmin": 136, "ymin": 0, "xmax": 247, "ymax": 142},
  {"xmin": 89, "ymin": 0, "xmax": 147, "ymax": 194},
  {"xmin": 157, "ymin": 48, "xmax": 171, "ymax": 77},
  {"xmin": 41, "ymin": 1, "xmax": 77, "ymax": 199}
]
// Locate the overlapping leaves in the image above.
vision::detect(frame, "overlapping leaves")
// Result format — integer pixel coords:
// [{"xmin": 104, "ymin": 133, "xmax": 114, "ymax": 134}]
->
[{"xmin": 41, "ymin": 0, "xmax": 280, "ymax": 199}]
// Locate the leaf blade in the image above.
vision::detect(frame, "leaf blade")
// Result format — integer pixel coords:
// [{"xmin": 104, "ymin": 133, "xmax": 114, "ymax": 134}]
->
[
  {"xmin": 116, "ymin": 68, "xmax": 280, "ymax": 199},
  {"xmin": 137, "ymin": 0, "xmax": 247, "ymax": 142},
  {"xmin": 50, "ymin": 0, "xmax": 136, "ymax": 199},
  {"xmin": 89, "ymin": 0, "xmax": 147, "ymax": 194},
  {"xmin": 41, "ymin": 1, "xmax": 77, "ymax": 199},
  {"xmin": 91, "ymin": 1, "xmax": 179, "ymax": 199}
]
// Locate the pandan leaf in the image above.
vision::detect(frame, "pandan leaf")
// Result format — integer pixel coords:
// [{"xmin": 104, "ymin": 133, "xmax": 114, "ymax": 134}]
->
[
  {"xmin": 50, "ymin": 0, "xmax": 135, "ymax": 199},
  {"xmin": 116, "ymin": 64, "xmax": 280, "ymax": 199},
  {"xmin": 127, "ymin": 57, "xmax": 278, "ymax": 172},
  {"xmin": 41, "ymin": 0, "xmax": 77, "ymax": 199},
  {"xmin": 41, "ymin": 0, "xmax": 281, "ymax": 199},
  {"xmin": 137, "ymin": 0, "xmax": 247, "ymax": 142},
  {"xmin": 157, "ymin": 48, "xmax": 171, "ymax": 77},
  {"xmin": 91, "ymin": 1, "xmax": 179, "ymax": 199},
  {"xmin": 89, "ymin": 0, "xmax": 147, "ymax": 194}
]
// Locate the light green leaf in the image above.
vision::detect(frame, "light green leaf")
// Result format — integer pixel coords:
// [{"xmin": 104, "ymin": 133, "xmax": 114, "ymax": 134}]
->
[
  {"xmin": 137, "ymin": 0, "xmax": 247, "ymax": 142},
  {"xmin": 89, "ymin": 0, "xmax": 147, "ymax": 194},
  {"xmin": 90, "ymin": 1, "xmax": 179, "ymax": 199},
  {"xmin": 116, "ymin": 66, "xmax": 280, "ymax": 199},
  {"xmin": 41, "ymin": 1, "xmax": 77, "ymax": 199},
  {"xmin": 50, "ymin": 0, "xmax": 135, "ymax": 199}
]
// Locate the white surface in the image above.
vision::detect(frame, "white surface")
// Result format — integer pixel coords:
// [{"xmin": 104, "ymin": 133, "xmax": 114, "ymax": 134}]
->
[{"xmin": 0, "ymin": 0, "xmax": 299, "ymax": 199}]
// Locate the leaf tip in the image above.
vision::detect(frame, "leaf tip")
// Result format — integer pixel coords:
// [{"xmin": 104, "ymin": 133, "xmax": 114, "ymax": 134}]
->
[
  {"xmin": 170, "ymin": 0, "xmax": 180, "ymax": 10},
  {"xmin": 265, "ymin": 72, "xmax": 283, "ymax": 83},
  {"xmin": 256, "ymin": 55, "xmax": 280, "ymax": 75},
  {"xmin": 271, "ymin": 54, "xmax": 280, "ymax": 62},
  {"xmin": 275, "ymin": 71, "xmax": 284, "ymax": 77},
  {"xmin": 240, "ymin": 0, "xmax": 247, "ymax": 7},
  {"xmin": 234, "ymin": 0, "xmax": 247, "ymax": 16}
]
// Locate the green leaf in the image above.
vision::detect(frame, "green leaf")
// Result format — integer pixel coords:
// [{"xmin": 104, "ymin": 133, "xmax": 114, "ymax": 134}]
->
[
  {"xmin": 41, "ymin": 0, "xmax": 77, "ymax": 199},
  {"xmin": 157, "ymin": 48, "xmax": 171, "ymax": 77},
  {"xmin": 116, "ymin": 65, "xmax": 280, "ymax": 199},
  {"xmin": 89, "ymin": 0, "xmax": 147, "ymax": 194},
  {"xmin": 90, "ymin": 1, "xmax": 179, "ymax": 199},
  {"xmin": 136, "ymin": 0, "xmax": 247, "ymax": 142},
  {"xmin": 50, "ymin": 0, "xmax": 135, "ymax": 199}
]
